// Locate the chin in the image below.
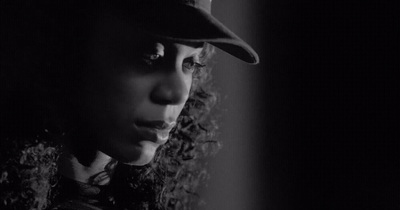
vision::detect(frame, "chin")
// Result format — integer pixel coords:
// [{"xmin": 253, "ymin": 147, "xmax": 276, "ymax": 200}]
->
[{"xmin": 118, "ymin": 140, "xmax": 160, "ymax": 166}]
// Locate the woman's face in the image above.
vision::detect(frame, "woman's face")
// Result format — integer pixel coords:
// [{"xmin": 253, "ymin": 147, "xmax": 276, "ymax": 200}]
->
[{"xmin": 79, "ymin": 17, "xmax": 204, "ymax": 165}]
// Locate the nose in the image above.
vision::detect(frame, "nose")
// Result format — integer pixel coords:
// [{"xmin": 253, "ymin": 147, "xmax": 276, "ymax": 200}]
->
[{"xmin": 150, "ymin": 64, "xmax": 190, "ymax": 105}]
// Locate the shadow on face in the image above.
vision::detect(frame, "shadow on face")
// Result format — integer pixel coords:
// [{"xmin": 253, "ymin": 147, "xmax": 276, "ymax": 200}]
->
[{"xmin": 72, "ymin": 15, "xmax": 205, "ymax": 165}]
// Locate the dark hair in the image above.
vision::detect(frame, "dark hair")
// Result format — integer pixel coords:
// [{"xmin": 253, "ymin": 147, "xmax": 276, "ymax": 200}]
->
[
  {"xmin": 107, "ymin": 43, "xmax": 220, "ymax": 210},
  {"xmin": 1, "ymin": 3, "xmax": 221, "ymax": 210}
]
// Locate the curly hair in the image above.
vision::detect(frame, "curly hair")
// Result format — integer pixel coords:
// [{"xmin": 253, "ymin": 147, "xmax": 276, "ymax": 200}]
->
[
  {"xmin": 0, "ymin": 3, "xmax": 222, "ymax": 209},
  {"xmin": 108, "ymin": 43, "xmax": 221, "ymax": 210},
  {"xmin": 0, "ymin": 44, "xmax": 220, "ymax": 210}
]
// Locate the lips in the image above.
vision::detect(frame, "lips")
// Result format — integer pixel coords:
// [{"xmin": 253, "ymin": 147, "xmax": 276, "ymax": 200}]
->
[{"xmin": 135, "ymin": 120, "xmax": 176, "ymax": 144}]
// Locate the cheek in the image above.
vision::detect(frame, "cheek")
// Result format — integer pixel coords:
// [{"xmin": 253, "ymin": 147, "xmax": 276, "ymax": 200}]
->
[
  {"xmin": 187, "ymin": 76, "xmax": 193, "ymax": 90},
  {"xmin": 185, "ymin": 74, "xmax": 194, "ymax": 99},
  {"xmin": 106, "ymin": 76, "xmax": 152, "ymax": 118},
  {"xmin": 82, "ymin": 73, "xmax": 149, "ymax": 123},
  {"xmin": 166, "ymin": 103, "xmax": 186, "ymax": 119}
]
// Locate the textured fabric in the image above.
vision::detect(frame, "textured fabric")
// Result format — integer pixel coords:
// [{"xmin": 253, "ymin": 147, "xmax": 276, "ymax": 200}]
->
[
  {"xmin": 51, "ymin": 200, "xmax": 104, "ymax": 210},
  {"xmin": 51, "ymin": 177, "xmax": 115, "ymax": 210}
]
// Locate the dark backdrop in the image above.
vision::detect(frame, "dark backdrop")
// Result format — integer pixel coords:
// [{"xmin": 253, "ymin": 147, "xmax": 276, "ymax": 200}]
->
[
  {"xmin": 202, "ymin": 0, "xmax": 399, "ymax": 209},
  {"xmin": 1, "ymin": 1, "xmax": 398, "ymax": 209}
]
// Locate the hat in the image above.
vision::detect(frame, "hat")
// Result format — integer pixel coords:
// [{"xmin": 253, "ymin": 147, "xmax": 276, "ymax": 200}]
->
[{"xmin": 107, "ymin": 0, "xmax": 259, "ymax": 64}]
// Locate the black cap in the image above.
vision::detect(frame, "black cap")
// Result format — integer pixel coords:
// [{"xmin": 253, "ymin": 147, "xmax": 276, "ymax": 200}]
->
[{"xmin": 107, "ymin": 0, "xmax": 259, "ymax": 64}]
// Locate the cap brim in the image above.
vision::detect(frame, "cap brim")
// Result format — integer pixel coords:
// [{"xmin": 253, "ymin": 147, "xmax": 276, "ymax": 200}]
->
[{"xmin": 115, "ymin": 2, "xmax": 259, "ymax": 64}]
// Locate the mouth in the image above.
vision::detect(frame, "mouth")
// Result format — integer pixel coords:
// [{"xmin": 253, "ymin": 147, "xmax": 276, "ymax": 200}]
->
[{"xmin": 134, "ymin": 120, "xmax": 176, "ymax": 144}]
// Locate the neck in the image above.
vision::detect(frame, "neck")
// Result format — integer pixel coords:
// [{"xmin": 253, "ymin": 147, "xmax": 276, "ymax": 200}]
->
[{"xmin": 58, "ymin": 148, "xmax": 118, "ymax": 185}]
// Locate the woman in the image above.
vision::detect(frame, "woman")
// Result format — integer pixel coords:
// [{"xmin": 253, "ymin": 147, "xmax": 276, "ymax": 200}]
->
[{"xmin": 0, "ymin": 1, "xmax": 259, "ymax": 209}]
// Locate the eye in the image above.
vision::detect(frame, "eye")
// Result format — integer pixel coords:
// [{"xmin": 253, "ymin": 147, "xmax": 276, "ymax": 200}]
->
[
  {"xmin": 142, "ymin": 53, "xmax": 162, "ymax": 66},
  {"xmin": 182, "ymin": 57, "xmax": 206, "ymax": 74},
  {"xmin": 140, "ymin": 43, "xmax": 165, "ymax": 66}
]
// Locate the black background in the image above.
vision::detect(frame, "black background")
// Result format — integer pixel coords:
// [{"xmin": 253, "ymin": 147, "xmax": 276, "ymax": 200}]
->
[
  {"xmin": 256, "ymin": 1, "xmax": 399, "ymax": 209},
  {"xmin": 1, "ymin": 1, "xmax": 399, "ymax": 209}
]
